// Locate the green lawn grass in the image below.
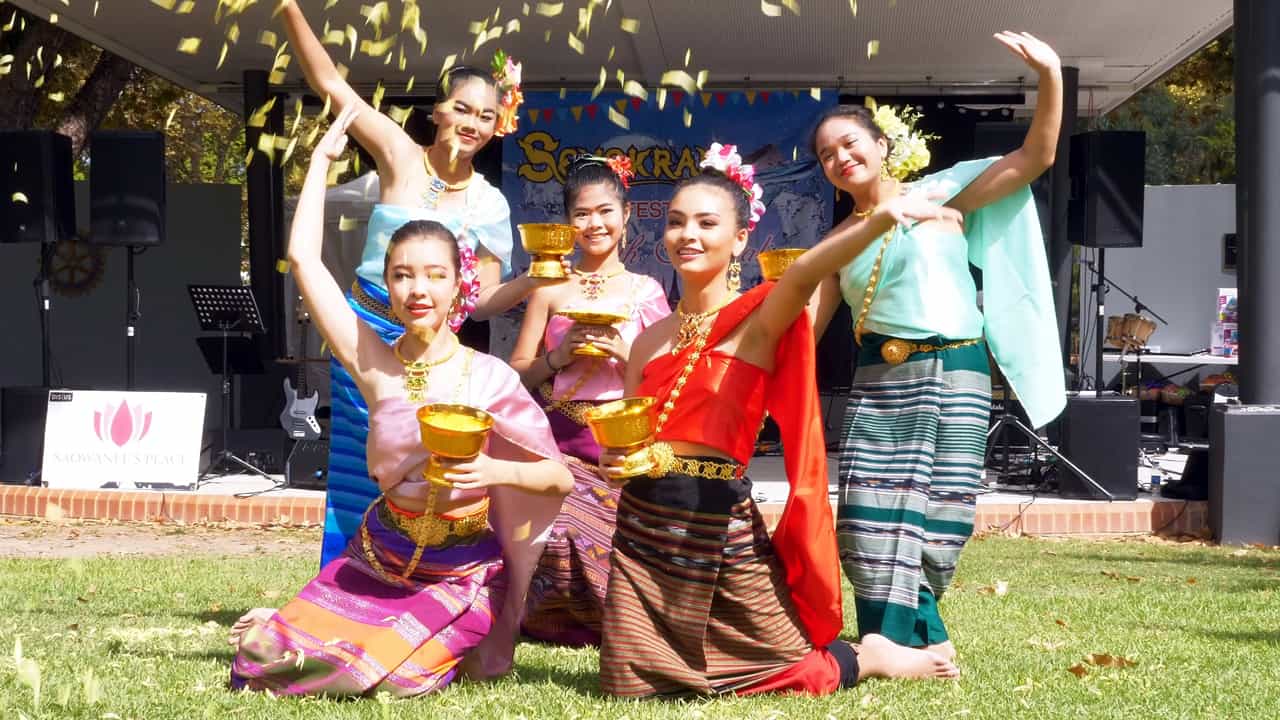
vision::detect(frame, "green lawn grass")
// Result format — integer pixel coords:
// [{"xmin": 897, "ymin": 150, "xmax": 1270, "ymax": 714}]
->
[{"xmin": 1, "ymin": 534, "xmax": 1277, "ymax": 719}]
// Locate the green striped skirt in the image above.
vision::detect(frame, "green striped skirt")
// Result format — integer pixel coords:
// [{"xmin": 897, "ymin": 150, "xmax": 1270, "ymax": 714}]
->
[{"xmin": 836, "ymin": 333, "xmax": 991, "ymax": 647}]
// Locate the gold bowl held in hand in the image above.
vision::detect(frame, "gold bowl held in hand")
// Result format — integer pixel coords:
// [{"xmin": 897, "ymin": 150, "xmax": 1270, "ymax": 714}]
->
[
  {"xmin": 518, "ymin": 223, "xmax": 576, "ymax": 279},
  {"xmin": 556, "ymin": 309, "xmax": 629, "ymax": 357},
  {"xmin": 417, "ymin": 404, "xmax": 495, "ymax": 487},
  {"xmin": 757, "ymin": 248, "xmax": 807, "ymax": 281},
  {"xmin": 585, "ymin": 396, "xmax": 657, "ymax": 478}
]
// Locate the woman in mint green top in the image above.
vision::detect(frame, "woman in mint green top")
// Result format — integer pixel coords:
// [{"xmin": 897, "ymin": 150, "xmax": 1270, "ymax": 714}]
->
[{"xmin": 810, "ymin": 32, "xmax": 1066, "ymax": 664}]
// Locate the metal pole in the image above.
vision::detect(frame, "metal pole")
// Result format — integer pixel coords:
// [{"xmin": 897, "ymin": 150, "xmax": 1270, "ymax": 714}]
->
[
  {"xmin": 1094, "ymin": 247, "xmax": 1106, "ymax": 394},
  {"xmin": 1237, "ymin": 0, "xmax": 1280, "ymax": 404},
  {"xmin": 125, "ymin": 248, "xmax": 137, "ymax": 390},
  {"xmin": 1050, "ymin": 66, "xmax": 1079, "ymax": 372}
]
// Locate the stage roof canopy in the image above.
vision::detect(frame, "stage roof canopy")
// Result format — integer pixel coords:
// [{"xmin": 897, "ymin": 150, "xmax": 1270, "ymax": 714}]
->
[{"xmin": 11, "ymin": 0, "xmax": 1231, "ymax": 115}]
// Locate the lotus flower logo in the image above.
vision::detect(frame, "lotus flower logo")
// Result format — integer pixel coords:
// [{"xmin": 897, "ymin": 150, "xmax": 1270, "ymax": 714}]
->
[{"xmin": 93, "ymin": 400, "xmax": 153, "ymax": 448}]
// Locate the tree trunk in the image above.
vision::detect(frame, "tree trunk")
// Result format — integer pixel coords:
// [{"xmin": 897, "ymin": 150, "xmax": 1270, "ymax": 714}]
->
[
  {"xmin": 53, "ymin": 52, "xmax": 140, "ymax": 157},
  {"xmin": 0, "ymin": 13, "xmax": 74, "ymax": 131}
]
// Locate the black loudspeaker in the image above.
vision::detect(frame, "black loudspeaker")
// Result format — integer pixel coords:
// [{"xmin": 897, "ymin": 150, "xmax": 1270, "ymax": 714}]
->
[
  {"xmin": 1209, "ymin": 406, "xmax": 1280, "ymax": 545},
  {"xmin": 1058, "ymin": 395, "xmax": 1139, "ymax": 500},
  {"xmin": 90, "ymin": 131, "xmax": 166, "ymax": 246},
  {"xmin": 0, "ymin": 387, "xmax": 50, "ymax": 484},
  {"xmin": 0, "ymin": 131, "xmax": 75, "ymax": 244},
  {"xmin": 286, "ymin": 439, "xmax": 329, "ymax": 490},
  {"xmin": 1068, "ymin": 130, "xmax": 1145, "ymax": 248}
]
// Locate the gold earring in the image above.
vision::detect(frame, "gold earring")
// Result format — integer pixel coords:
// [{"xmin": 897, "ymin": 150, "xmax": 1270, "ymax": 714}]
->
[
  {"xmin": 879, "ymin": 161, "xmax": 890, "ymax": 181},
  {"xmin": 727, "ymin": 256, "xmax": 742, "ymax": 293}
]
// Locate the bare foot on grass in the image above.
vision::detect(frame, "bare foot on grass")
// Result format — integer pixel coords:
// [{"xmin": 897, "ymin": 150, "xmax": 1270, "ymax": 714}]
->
[
  {"xmin": 227, "ymin": 607, "xmax": 275, "ymax": 648},
  {"xmin": 856, "ymin": 633, "xmax": 959, "ymax": 680}
]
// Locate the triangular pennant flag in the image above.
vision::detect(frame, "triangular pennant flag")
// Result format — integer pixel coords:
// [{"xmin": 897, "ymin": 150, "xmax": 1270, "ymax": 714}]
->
[
  {"xmin": 631, "ymin": 97, "xmax": 644, "ymax": 111},
  {"xmin": 543, "ymin": 108, "xmax": 555, "ymax": 121},
  {"xmin": 571, "ymin": 106, "xmax": 583, "ymax": 122},
  {"xmin": 700, "ymin": 92, "xmax": 712, "ymax": 108},
  {"xmin": 671, "ymin": 91, "xmax": 685, "ymax": 105},
  {"xmin": 585, "ymin": 103, "xmax": 599, "ymax": 119},
  {"xmin": 528, "ymin": 108, "xmax": 540, "ymax": 125},
  {"xmin": 760, "ymin": 91, "xmax": 771, "ymax": 103},
  {"xmin": 714, "ymin": 92, "xmax": 727, "ymax": 106},
  {"xmin": 745, "ymin": 90, "xmax": 757, "ymax": 105},
  {"xmin": 614, "ymin": 99, "xmax": 628, "ymax": 114}
]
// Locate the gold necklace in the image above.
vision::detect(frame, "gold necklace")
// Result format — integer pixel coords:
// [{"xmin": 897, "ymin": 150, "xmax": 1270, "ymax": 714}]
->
[
  {"xmin": 422, "ymin": 149, "xmax": 474, "ymax": 209},
  {"xmin": 853, "ymin": 205, "xmax": 876, "ymax": 218},
  {"xmin": 393, "ymin": 335, "xmax": 460, "ymax": 402},
  {"xmin": 572, "ymin": 265, "xmax": 627, "ymax": 301},
  {"xmin": 422, "ymin": 150, "xmax": 475, "ymax": 191},
  {"xmin": 671, "ymin": 293, "xmax": 739, "ymax": 356}
]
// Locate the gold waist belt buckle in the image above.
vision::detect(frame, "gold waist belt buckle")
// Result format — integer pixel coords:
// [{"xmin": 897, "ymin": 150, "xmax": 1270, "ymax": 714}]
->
[
  {"xmin": 880, "ymin": 337, "xmax": 981, "ymax": 365},
  {"xmin": 646, "ymin": 442, "xmax": 745, "ymax": 480}
]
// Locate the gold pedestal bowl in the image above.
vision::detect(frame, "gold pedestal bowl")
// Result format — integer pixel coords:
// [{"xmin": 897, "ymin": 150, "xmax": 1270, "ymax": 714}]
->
[
  {"xmin": 585, "ymin": 396, "xmax": 657, "ymax": 478},
  {"xmin": 417, "ymin": 403, "xmax": 495, "ymax": 487},
  {"xmin": 518, "ymin": 223, "xmax": 576, "ymax": 279},
  {"xmin": 757, "ymin": 248, "xmax": 807, "ymax": 282},
  {"xmin": 556, "ymin": 309, "xmax": 629, "ymax": 357}
]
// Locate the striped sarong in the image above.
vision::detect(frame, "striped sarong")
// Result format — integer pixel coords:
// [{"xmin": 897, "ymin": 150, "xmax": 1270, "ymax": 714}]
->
[
  {"xmin": 232, "ymin": 499, "xmax": 505, "ymax": 697},
  {"xmin": 320, "ymin": 279, "xmax": 403, "ymax": 566},
  {"xmin": 600, "ymin": 469, "xmax": 813, "ymax": 697},
  {"xmin": 836, "ymin": 333, "xmax": 991, "ymax": 647},
  {"xmin": 523, "ymin": 408, "xmax": 618, "ymax": 647}
]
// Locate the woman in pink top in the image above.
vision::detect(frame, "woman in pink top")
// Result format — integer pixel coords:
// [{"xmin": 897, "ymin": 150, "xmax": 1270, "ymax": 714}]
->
[
  {"xmin": 509, "ymin": 155, "xmax": 671, "ymax": 645},
  {"xmin": 230, "ymin": 109, "xmax": 572, "ymax": 696}
]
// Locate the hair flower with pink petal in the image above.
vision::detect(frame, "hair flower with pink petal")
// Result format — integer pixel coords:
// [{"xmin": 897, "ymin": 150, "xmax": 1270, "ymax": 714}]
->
[
  {"xmin": 699, "ymin": 142, "xmax": 767, "ymax": 230},
  {"xmin": 449, "ymin": 242, "xmax": 480, "ymax": 331},
  {"xmin": 491, "ymin": 50, "xmax": 524, "ymax": 137}
]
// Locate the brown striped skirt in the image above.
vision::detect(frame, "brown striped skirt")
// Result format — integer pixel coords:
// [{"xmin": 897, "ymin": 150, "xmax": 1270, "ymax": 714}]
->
[{"xmin": 599, "ymin": 465, "xmax": 814, "ymax": 697}]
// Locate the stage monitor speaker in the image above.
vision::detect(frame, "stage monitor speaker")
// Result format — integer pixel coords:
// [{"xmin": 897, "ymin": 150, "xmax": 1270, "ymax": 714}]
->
[
  {"xmin": 1058, "ymin": 395, "xmax": 1138, "ymax": 500},
  {"xmin": 89, "ymin": 131, "xmax": 166, "ymax": 247},
  {"xmin": 1068, "ymin": 130, "xmax": 1145, "ymax": 248},
  {"xmin": 1209, "ymin": 405, "xmax": 1280, "ymax": 545},
  {"xmin": 0, "ymin": 131, "xmax": 75, "ymax": 245},
  {"xmin": 0, "ymin": 387, "xmax": 50, "ymax": 484},
  {"xmin": 287, "ymin": 439, "xmax": 329, "ymax": 490}
]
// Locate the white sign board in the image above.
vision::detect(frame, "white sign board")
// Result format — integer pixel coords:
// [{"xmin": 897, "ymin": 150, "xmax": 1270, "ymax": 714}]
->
[{"xmin": 41, "ymin": 390, "xmax": 207, "ymax": 490}]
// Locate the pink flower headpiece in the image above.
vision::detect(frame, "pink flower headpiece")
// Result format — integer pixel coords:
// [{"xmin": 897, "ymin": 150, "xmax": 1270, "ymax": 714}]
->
[
  {"xmin": 699, "ymin": 142, "xmax": 766, "ymax": 230},
  {"xmin": 491, "ymin": 50, "xmax": 523, "ymax": 137},
  {"xmin": 449, "ymin": 242, "xmax": 480, "ymax": 331},
  {"xmin": 604, "ymin": 155, "xmax": 635, "ymax": 188}
]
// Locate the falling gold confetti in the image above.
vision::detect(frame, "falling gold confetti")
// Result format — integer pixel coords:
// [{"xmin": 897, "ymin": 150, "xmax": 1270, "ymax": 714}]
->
[
  {"xmin": 620, "ymin": 17, "xmax": 639, "ymax": 33},
  {"xmin": 217, "ymin": 42, "xmax": 229, "ymax": 69},
  {"xmin": 683, "ymin": 108, "xmax": 692, "ymax": 128},
  {"xmin": 849, "ymin": 0, "xmax": 857, "ymax": 14},
  {"xmin": 657, "ymin": 87, "xmax": 668, "ymax": 110},
  {"xmin": 47, "ymin": 91, "xmax": 65, "ymax": 102},
  {"xmin": 810, "ymin": 87, "xmax": 821, "ymax": 101},
  {"xmin": 760, "ymin": 1, "xmax": 781, "ymax": 17},
  {"xmin": 781, "ymin": 0, "xmax": 800, "ymax": 14},
  {"xmin": 258, "ymin": 30, "xmax": 278, "ymax": 48},
  {"xmin": 623, "ymin": 80, "xmax": 648, "ymax": 101},
  {"xmin": 177, "ymin": 37, "xmax": 201, "ymax": 54},
  {"xmin": 165, "ymin": 106, "xmax": 178, "ymax": 130},
  {"xmin": 567, "ymin": 33, "xmax": 584, "ymax": 54},
  {"xmin": 535, "ymin": 2, "xmax": 563, "ymax": 17},
  {"xmin": 867, "ymin": 40, "xmax": 880, "ymax": 58},
  {"xmin": 338, "ymin": 215, "xmax": 358, "ymax": 231},
  {"xmin": 591, "ymin": 66, "xmax": 606, "ymax": 99},
  {"xmin": 684, "ymin": 48, "xmax": 691, "ymax": 67},
  {"xmin": 660, "ymin": 70, "xmax": 697, "ymax": 95},
  {"xmin": 607, "ymin": 106, "xmax": 629, "ymax": 130},
  {"xmin": 12, "ymin": 191, "xmax": 29, "ymax": 204}
]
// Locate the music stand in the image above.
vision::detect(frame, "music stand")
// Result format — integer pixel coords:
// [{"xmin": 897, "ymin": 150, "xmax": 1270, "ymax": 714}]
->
[{"xmin": 189, "ymin": 285, "xmax": 271, "ymax": 485}]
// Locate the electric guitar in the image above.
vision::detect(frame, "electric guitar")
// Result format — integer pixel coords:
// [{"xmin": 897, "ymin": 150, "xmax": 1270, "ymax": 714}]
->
[{"xmin": 280, "ymin": 295, "xmax": 322, "ymax": 440}]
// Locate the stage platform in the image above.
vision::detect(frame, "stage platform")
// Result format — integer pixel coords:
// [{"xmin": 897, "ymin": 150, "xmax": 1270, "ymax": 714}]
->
[{"xmin": 0, "ymin": 452, "xmax": 1208, "ymax": 538}]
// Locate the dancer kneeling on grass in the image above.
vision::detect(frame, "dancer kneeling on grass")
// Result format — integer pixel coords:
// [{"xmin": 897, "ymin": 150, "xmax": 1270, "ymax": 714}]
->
[
  {"xmin": 597, "ymin": 144, "xmax": 959, "ymax": 698},
  {"xmin": 230, "ymin": 108, "xmax": 572, "ymax": 697},
  {"xmin": 510, "ymin": 155, "xmax": 670, "ymax": 646}
]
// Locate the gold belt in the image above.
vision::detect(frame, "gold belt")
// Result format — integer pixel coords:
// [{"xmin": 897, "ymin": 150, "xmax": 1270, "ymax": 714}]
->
[
  {"xmin": 360, "ymin": 495, "xmax": 489, "ymax": 585},
  {"xmin": 538, "ymin": 382, "xmax": 597, "ymax": 426},
  {"xmin": 350, "ymin": 281, "xmax": 402, "ymax": 326},
  {"xmin": 646, "ymin": 442, "xmax": 745, "ymax": 480},
  {"xmin": 880, "ymin": 337, "xmax": 981, "ymax": 365}
]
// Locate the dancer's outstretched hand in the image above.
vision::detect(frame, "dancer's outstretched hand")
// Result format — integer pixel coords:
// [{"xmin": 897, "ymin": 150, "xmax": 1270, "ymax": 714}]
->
[
  {"xmin": 312, "ymin": 105, "xmax": 359, "ymax": 162},
  {"xmin": 876, "ymin": 191, "xmax": 965, "ymax": 229},
  {"xmin": 994, "ymin": 31, "xmax": 1061, "ymax": 76}
]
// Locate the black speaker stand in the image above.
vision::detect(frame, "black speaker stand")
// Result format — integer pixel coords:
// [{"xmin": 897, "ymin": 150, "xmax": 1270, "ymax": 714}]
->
[
  {"xmin": 124, "ymin": 246, "xmax": 146, "ymax": 390},
  {"xmin": 986, "ymin": 403, "xmax": 1115, "ymax": 500},
  {"xmin": 35, "ymin": 240, "xmax": 54, "ymax": 387}
]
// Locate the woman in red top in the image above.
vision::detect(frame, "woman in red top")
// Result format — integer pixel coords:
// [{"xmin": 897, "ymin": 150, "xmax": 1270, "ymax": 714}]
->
[{"xmin": 598, "ymin": 144, "xmax": 961, "ymax": 697}]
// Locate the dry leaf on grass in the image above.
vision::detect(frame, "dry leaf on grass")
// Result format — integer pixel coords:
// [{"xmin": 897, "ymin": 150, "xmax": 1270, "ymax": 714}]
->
[
  {"xmin": 977, "ymin": 580, "xmax": 1009, "ymax": 596},
  {"xmin": 1087, "ymin": 653, "xmax": 1138, "ymax": 668},
  {"xmin": 1067, "ymin": 663, "xmax": 1089, "ymax": 678},
  {"xmin": 1055, "ymin": 619, "xmax": 1069, "ymax": 627}
]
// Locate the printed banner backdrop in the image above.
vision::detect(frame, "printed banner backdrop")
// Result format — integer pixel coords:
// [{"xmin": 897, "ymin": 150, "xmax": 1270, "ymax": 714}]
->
[
  {"xmin": 42, "ymin": 390, "xmax": 207, "ymax": 490},
  {"xmin": 501, "ymin": 89, "xmax": 837, "ymax": 298}
]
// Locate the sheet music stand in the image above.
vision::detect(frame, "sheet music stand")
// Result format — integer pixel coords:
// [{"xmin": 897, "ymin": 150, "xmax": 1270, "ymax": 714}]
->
[{"xmin": 189, "ymin": 284, "xmax": 272, "ymax": 485}]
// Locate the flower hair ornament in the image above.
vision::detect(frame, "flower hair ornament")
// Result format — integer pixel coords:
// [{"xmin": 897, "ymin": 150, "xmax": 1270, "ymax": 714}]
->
[
  {"xmin": 865, "ymin": 97, "xmax": 936, "ymax": 181},
  {"xmin": 491, "ymin": 50, "xmax": 523, "ymax": 137},
  {"xmin": 575, "ymin": 153, "xmax": 636, "ymax": 188},
  {"xmin": 448, "ymin": 242, "xmax": 481, "ymax": 331},
  {"xmin": 699, "ymin": 142, "xmax": 767, "ymax": 230}
]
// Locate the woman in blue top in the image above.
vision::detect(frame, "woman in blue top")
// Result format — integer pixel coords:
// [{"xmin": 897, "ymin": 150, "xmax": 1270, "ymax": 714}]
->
[
  {"xmin": 810, "ymin": 32, "xmax": 1066, "ymax": 664},
  {"xmin": 277, "ymin": 2, "xmax": 554, "ymax": 568}
]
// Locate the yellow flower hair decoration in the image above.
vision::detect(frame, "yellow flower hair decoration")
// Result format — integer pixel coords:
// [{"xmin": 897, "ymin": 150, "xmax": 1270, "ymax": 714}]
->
[{"xmin": 866, "ymin": 97, "xmax": 936, "ymax": 181}]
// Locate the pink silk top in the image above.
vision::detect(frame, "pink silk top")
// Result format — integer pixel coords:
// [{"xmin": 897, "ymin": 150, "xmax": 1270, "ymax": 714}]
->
[{"xmin": 543, "ymin": 274, "xmax": 671, "ymax": 401}]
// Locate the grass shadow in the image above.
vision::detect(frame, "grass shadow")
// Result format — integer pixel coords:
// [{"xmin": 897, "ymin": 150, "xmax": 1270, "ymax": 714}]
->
[
  {"xmin": 1195, "ymin": 628, "xmax": 1280, "ymax": 646},
  {"xmin": 509, "ymin": 660, "xmax": 603, "ymax": 697},
  {"xmin": 1060, "ymin": 551, "xmax": 1280, "ymax": 571}
]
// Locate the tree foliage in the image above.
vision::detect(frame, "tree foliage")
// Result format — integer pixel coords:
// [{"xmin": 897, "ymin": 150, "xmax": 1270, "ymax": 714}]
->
[{"xmin": 1098, "ymin": 36, "xmax": 1235, "ymax": 185}]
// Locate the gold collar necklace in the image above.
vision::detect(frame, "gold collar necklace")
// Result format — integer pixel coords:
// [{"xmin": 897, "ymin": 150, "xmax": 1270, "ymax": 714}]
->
[{"xmin": 393, "ymin": 334, "xmax": 460, "ymax": 403}]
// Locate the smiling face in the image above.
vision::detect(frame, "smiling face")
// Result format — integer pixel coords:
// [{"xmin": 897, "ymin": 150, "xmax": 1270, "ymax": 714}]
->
[
  {"xmin": 814, "ymin": 115, "xmax": 889, "ymax": 192},
  {"xmin": 432, "ymin": 76, "xmax": 499, "ymax": 160},
  {"xmin": 383, "ymin": 234, "xmax": 461, "ymax": 336},
  {"xmin": 664, "ymin": 183, "xmax": 749, "ymax": 285},
  {"xmin": 569, "ymin": 182, "xmax": 630, "ymax": 259}
]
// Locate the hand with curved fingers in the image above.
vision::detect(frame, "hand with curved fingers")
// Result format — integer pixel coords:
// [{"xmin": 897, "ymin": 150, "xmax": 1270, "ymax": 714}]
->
[
  {"xmin": 580, "ymin": 324, "xmax": 630, "ymax": 363},
  {"xmin": 312, "ymin": 105, "xmax": 359, "ymax": 163},
  {"xmin": 436, "ymin": 453, "xmax": 501, "ymax": 491},
  {"xmin": 994, "ymin": 31, "xmax": 1061, "ymax": 77},
  {"xmin": 596, "ymin": 449, "xmax": 633, "ymax": 487},
  {"xmin": 877, "ymin": 190, "xmax": 966, "ymax": 229},
  {"xmin": 546, "ymin": 327, "xmax": 584, "ymax": 372}
]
